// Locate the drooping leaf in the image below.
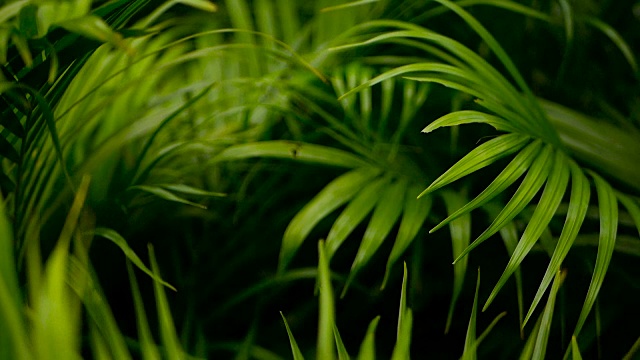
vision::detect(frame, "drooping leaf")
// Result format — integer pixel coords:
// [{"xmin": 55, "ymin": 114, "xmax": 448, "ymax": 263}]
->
[
  {"xmin": 423, "ymin": 110, "xmax": 522, "ymax": 134},
  {"xmin": 383, "ymin": 183, "xmax": 432, "ymax": 289},
  {"xmin": 343, "ymin": 177, "xmax": 407, "ymax": 295},
  {"xmin": 418, "ymin": 133, "xmax": 531, "ymax": 198},
  {"xmin": 524, "ymin": 161, "xmax": 589, "ymax": 326},
  {"xmin": 326, "ymin": 176, "xmax": 390, "ymax": 259},
  {"xmin": 484, "ymin": 149, "xmax": 570, "ymax": 311},
  {"xmin": 280, "ymin": 167, "xmax": 381, "ymax": 273},
  {"xmin": 430, "ymin": 139, "xmax": 542, "ymax": 233},
  {"xmin": 573, "ymin": 171, "xmax": 618, "ymax": 336},
  {"xmin": 454, "ymin": 144, "xmax": 554, "ymax": 264}
]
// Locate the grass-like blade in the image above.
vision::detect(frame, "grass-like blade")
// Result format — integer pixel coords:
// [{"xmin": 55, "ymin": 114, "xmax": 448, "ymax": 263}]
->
[
  {"xmin": 148, "ymin": 245, "xmax": 184, "ymax": 360},
  {"xmin": 156, "ymin": 184, "xmax": 226, "ymax": 198},
  {"xmin": 318, "ymin": 241, "xmax": 336, "ymax": 360},
  {"xmin": 213, "ymin": 141, "xmax": 371, "ymax": 168},
  {"xmin": 343, "ymin": 178, "xmax": 407, "ymax": 296},
  {"xmin": 419, "ymin": 133, "xmax": 531, "ymax": 198},
  {"xmin": 622, "ymin": 334, "xmax": 640, "ymax": 360},
  {"xmin": 126, "ymin": 262, "xmax": 161, "ymax": 360},
  {"xmin": 383, "ymin": 183, "xmax": 432, "ymax": 289},
  {"xmin": 524, "ymin": 161, "xmax": 589, "ymax": 326},
  {"xmin": 357, "ymin": 316, "xmax": 380, "ymax": 360},
  {"xmin": 454, "ymin": 144, "xmax": 554, "ymax": 264},
  {"xmin": 573, "ymin": 172, "xmax": 618, "ymax": 336},
  {"xmin": 461, "ymin": 269, "xmax": 480, "ymax": 360},
  {"xmin": 484, "ymin": 149, "xmax": 569, "ymax": 311},
  {"xmin": 443, "ymin": 190, "xmax": 471, "ymax": 334},
  {"xmin": 423, "ymin": 110, "xmax": 522, "ymax": 134},
  {"xmin": 531, "ymin": 269, "xmax": 567, "ymax": 360},
  {"xmin": 431, "ymin": 139, "xmax": 542, "ymax": 233},
  {"xmin": 280, "ymin": 312, "xmax": 305, "ymax": 360},
  {"xmin": 391, "ymin": 310, "xmax": 413, "ymax": 360},
  {"xmin": 583, "ymin": 16, "xmax": 638, "ymax": 74},
  {"xmin": 520, "ymin": 315, "xmax": 542, "ymax": 360},
  {"xmin": 94, "ymin": 228, "xmax": 176, "ymax": 291},
  {"xmin": 279, "ymin": 167, "xmax": 381, "ymax": 273},
  {"xmin": 397, "ymin": 262, "xmax": 408, "ymax": 340},
  {"xmin": 129, "ymin": 185, "xmax": 209, "ymax": 209},
  {"xmin": 326, "ymin": 176, "xmax": 390, "ymax": 260},
  {"xmin": 571, "ymin": 336, "xmax": 583, "ymax": 360},
  {"xmin": 333, "ymin": 323, "xmax": 350, "ymax": 360}
]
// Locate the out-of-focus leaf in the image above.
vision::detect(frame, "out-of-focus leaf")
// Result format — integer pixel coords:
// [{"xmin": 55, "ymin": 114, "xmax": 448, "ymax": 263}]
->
[
  {"xmin": 156, "ymin": 184, "xmax": 226, "ymax": 197},
  {"xmin": 280, "ymin": 167, "xmax": 381, "ymax": 273},
  {"xmin": 148, "ymin": 245, "xmax": 184, "ymax": 360},
  {"xmin": 573, "ymin": 172, "xmax": 618, "ymax": 336},
  {"xmin": 622, "ymin": 335, "xmax": 640, "ymax": 360},
  {"xmin": 525, "ymin": 161, "xmax": 589, "ymax": 326},
  {"xmin": 326, "ymin": 176, "xmax": 389, "ymax": 259},
  {"xmin": 94, "ymin": 228, "xmax": 176, "ymax": 291},
  {"xmin": 454, "ymin": 144, "xmax": 554, "ymax": 264},
  {"xmin": 583, "ymin": 16, "xmax": 638, "ymax": 74},
  {"xmin": 383, "ymin": 183, "xmax": 432, "ymax": 289},
  {"xmin": 461, "ymin": 269, "xmax": 480, "ymax": 360},
  {"xmin": 129, "ymin": 185, "xmax": 209, "ymax": 209},
  {"xmin": 214, "ymin": 141, "xmax": 371, "ymax": 168},
  {"xmin": 280, "ymin": 312, "xmax": 305, "ymax": 360},
  {"xmin": 418, "ymin": 133, "xmax": 531, "ymax": 198},
  {"xmin": 343, "ymin": 177, "xmax": 406, "ymax": 295},
  {"xmin": 356, "ymin": 316, "xmax": 380, "ymax": 360},
  {"xmin": 616, "ymin": 192, "xmax": 640, "ymax": 237},
  {"xmin": 126, "ymin": 262, "xmax": 161, "ymax": 360},
  {"xmin": 484, "ymin": 149, "xmax": 569, "ymax": 311},
  {"xmin": 58, "ymin": 15, "xmax": 131, "ymax": 53},
  {"xmin": 443, "ymin": 190, "xmax": 471, "ymax": 334},
  {"xmin": 317, "ymin": 241, "xmax": 336, "ymax": 360},
  {"xmin": 532, "ymin": 270, "xmax": 567, "ymax": 360},
  {"xmin": 430, "ymin": 140, "xmax": 542, "ymax": 233}
]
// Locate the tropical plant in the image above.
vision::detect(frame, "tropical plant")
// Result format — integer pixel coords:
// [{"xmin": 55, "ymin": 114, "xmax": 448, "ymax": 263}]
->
[{"xmin": 1, "ymin": 0, "xmax": 639, "ymax": 359}]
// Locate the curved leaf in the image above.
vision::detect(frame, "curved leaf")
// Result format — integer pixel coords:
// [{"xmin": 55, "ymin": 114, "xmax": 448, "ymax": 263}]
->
[
  {"xmin": 280, "ymin": 167, "xmax": 381, "ymax": 272},
  {"xmin": 431, "ymin": 139, "xmax": 542, "ymax": 233},
  {"xmin": 484, "ymin": 149, "xmax": 570, "ymax": 311},
  {"xmin": 423, "ymin": 110, "xmax": 522, "ymax": 134},
  {"xmin": 573, "ymin": 171, "xmax": 618, "ymax": 336},
  {"xmin": 419, "ymin": 133, "xmax": 531, "ymax": 198},
  {"xmin": 524, "ymin": 161, "xmax": 589, "ymax": 326},
  {"xmin": 454, "ymin": 144, "xmax": 554, "ymax": 263},
  {"xmin": 343, "ymin": 177, "xmax": 407, "ymax": 295}
]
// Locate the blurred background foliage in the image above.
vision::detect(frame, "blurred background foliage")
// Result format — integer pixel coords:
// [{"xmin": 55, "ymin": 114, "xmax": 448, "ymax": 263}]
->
[{"xmin": 0, "ymin": 0, "xmax": 639, "ymax": 358}]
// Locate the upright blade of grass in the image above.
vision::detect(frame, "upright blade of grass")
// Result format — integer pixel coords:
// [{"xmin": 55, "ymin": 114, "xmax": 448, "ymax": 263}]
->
[
  {"xmin": 391, "ymin": 310, "xmax": 413, "ymax": 360},
  {"xmin": 279, "ymin": 167, "xmax": 381, "ymax": 273},
  {"xmin": 520, "ymin": 315, "xmax": 542, "ymax": 360},
  {"xmin": 94, "ymin": 228, "xmax": 176, "ymax": 291},
  {"xmin": 213, "ymin": 141, "xmax": 371, "ymax": 168},
  {"xmin": 616, "ymin": 193, "xmax": 640, "ymax": 236},
  {"xmin": 317, "ymin": 241, "xmax": 336, "ymax": 360},
  {"xmin": 326, "ymin": 176, "xmax": 390, "ymax": 259},
  {"xmin": 148, "ymin": 245, "xmax": 184, "ymax": 360},
  {"xmin": 430, "ymin": 139, "xmax": 542, "ymax": 233},
  {"xmin": 454, "ymin": 144, "xmax": 554, "ymax": 264},
  {"xmin": 343, "ymin": 178, "xmax": 407, "ymax": 296},
  {"xmin": 280, "ymin": 312, "xmax": 305, "ymax": 360},
  {"xmin": 397, "ymin": 262, "xmax": 408, "ymax": 340},
  {"xmin": 126, "ymin": 262, "xmax": 161, "ymax": 360},
  {"xmin": 484, "ymin": 149, "xmax": 570, "ymax": 311},
  {"xmin": 0, "ymin": 192, "xmax": 29, "ymax": 359},
  {"xmin": 573, "ymin": 172, "xmax": 618, "ymax": 336},
  {"xmin": 531, "ymin": 270, "xmax": 567, "ymax": 360},
  {"xmin": 418, "ymin": 133, "xmax": 531, "ymax": 198},
  {"xmin": 461, "ymin": 269, "xmax": 480, "ymax": 360},
  {"xmin": 524, "ymin": 161, "xmax": 590, "ymax": 326},
  {"xmin": 571, "ymin": 336, "xmax": 583, "ymax": 360},
  {"xmin": 357, "ymin": 316, "xmax": 381, "ymax": 360},
  {"xmin": 443, "ymin": 190, "xmax": 471, "ymax": 334},
  {"xmin": 383, "ymin": 183, "xmax": 432, "ymax": 289},
  {"xmin": 333, "ymin": 324, "xmax": 350, "ymax": 360}
]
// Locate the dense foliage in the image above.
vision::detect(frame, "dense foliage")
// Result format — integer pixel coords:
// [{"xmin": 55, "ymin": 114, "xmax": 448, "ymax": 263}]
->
[{"xmin": 1, "ymin": 0, "xmax": 639, "ymax": 358}]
